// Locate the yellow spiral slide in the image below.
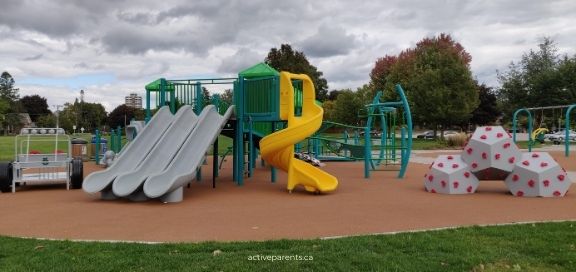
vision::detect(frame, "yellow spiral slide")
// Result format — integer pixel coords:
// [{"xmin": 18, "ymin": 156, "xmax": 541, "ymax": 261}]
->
[{"xmin": 259, "ymin": 72, "xmax": 338, "ymax": 193}]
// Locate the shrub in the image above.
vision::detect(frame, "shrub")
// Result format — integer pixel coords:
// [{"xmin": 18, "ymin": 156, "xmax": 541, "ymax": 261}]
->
[{"xmin": 446, "ymin": 133, "xmax": 468, "ymax": 148}]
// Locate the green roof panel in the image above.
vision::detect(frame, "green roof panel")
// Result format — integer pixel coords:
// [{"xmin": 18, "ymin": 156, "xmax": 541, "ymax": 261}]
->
[{"xmin": 238, "ymin": 63, "xmax": 279, "ymax": 78}]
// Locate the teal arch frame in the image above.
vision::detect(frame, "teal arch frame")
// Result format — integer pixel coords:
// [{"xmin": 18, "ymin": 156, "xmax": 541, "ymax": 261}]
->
[
  {"xmin": 565, "ymin": 104, "xmax": 576, "ymax": 157},
  {"xmin": 512, "ymin": 108, "xmax": 533, "ymax": 152}
]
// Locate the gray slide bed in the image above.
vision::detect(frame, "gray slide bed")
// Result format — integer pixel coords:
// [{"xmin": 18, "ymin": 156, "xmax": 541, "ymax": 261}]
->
[
  {"xmin": 144, "ymin": 105, "xmax": 235, "ymax": 203},
  {"xmin": 82, "ymin": 106, "xmax": 175, "ymax": 198},
  {"xmin": 111, "ymin": 106, "xmax": 200, "ymax": 199}
]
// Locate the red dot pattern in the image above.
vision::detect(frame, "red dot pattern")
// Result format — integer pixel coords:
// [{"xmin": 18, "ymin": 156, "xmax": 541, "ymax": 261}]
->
[
  {"xmin": 554, "ymin": 191, "xmax": 561, "ymax": 197},
  {"xmin": 522, "ymin": 160, "xmax": 530, "ymax": 166}
]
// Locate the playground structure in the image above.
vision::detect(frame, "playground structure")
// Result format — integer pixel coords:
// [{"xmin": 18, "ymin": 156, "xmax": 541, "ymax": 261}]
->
[
  {"xmin": 0, "ymin": 128, "xmax": 83, "ymax": 193},
  {"xmin": 81, "ymin": 62, "xmax": 413, "ymax": 202},
  {"xmin": 512, "ymin": 104, "xmax": 576, "ymax": 156},
  {"xmin": 425, "ymin": 126, "xmax": 572, "ymax": 197},
  {"xmin": 303, "ymin": 86, "xmax": 412, "ymax": 178}
]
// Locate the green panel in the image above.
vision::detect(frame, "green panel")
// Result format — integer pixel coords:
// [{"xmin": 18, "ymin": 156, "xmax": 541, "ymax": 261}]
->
[
  {"xmin": 253, "ymin": 122, "xmax": 272, "ymax": 136},
  {"xmin": 242, "ymin": 76, "xmax": 280, "ymax": 121},
  {"xmin": 239, "ymin": 63, "xmax": 279, "ymax": 78},
  {"xmin": 145, "ymin": 79, "xmax": 175, "ymax": 92}
]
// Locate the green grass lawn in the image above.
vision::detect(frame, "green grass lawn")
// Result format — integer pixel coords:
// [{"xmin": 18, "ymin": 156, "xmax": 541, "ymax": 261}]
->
[
  {"xmin": 0, "ymin": 221, "xmax": 575, "ymax": 271},
  {"xmin": 1, "ymin": 133, "xmax": 571, "ymax": 162},
  {"xmin": 0, "ymin": 134, "xmax": 126, "ymax": 161}
]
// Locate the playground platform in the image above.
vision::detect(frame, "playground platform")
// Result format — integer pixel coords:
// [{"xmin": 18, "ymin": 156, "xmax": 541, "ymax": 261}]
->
[{"xmin": 0, "ymin": 151, "xmax": 575, "ymax": 243}]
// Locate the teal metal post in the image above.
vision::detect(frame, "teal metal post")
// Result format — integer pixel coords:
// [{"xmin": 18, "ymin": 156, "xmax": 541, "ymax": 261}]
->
[
  {"xmin": 248, "ymin": 117, "xmax": 254, "ymax": 177},
  {"xmin": 116, "ymin": 125, "xmax": 122, "ymax": 152},
  {"xmin": 95, "ymin": 129, "xmax": 100, "ymax": 165},
  {"xmin": 196, "ymin": 164, "xmax": 202, "ymax": 182},
  {"xmin": 314, "ymin": 135, "xmax": 320, "ymax": 159},
  {"xmin": 235, "ymin": 77, "xmax": 245, "ymax": 185},
  {"xmin": 565, "ymin": 104, "xmax": 576, "ymax": 157},
  {"xmin": 160, "ymin": 78, "xmax": 167, "ymax": 111},
  {"xmin": 396, "ymin": 84, "xmax": 412, "ymax": 178},
  {"xmin": 196, "ymin": 82, "xmax": 203, "ymax": 114},
  {"xmin": 364, "ymin": 126, "xmax": 370, "ymax": 179},
  {"xmin": 270, "ymin": 121, "xmax": 276, "ymax": 183},
  {"xmin": 110, "ymin": 129, "xmax": 116, "ymax": 153},
  {"xmin": 145, "ymin": 89, "xmax": 151, "ymax": 123},
  {"xmin": 512, "ymin": 108, "xmax": 533, "ymax": 152},
  {"xmin": 170, "ymin": 82, "xmax": 175, "ymax": 113},
  {"xmin": 400, "ymin": 127, "xmax": 407, "ymax": 178},
  {"xmin": 213, "ymin": 138, "xmax": 218, "ymax": 188}
]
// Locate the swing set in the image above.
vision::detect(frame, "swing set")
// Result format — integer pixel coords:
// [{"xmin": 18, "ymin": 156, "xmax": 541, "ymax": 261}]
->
[{"xmin": 512, "ymin": 104, "xmax": 576, "ymax": 157}]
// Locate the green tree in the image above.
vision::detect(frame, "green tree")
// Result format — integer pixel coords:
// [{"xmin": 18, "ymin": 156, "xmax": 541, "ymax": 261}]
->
[
  {"xmin": 107, "ymin": 104, "xmax": 145, "ymax": 129},
  {"xmin": 332, "ymin": 88, "xmax": 366, "ymax": 125},
  {"xmin": 497, "ymin": 37, "xmax": 576, "ymax": 122},
  {"xmin": 385, "ymin": 33, "xmax": 479, "ymax": 136},
  {"xmin": 36, "ymin": 113, "xmax": 56, "ymax": 128},
  {"xmin": 370, "ymin": 55, "xmax": 398, "ymax": 94},
  {"xmin": 265, "ymin": 44, "xmax": 329, "ymax": 101},
  {"xmin": 471, "ymin": 83, "xmax": 501, "ymax": 126},
  {"xmin": 202, "ymin": 87, "xmax": 211, "ymax": 106},
  {"xmin": 220, "ymin": 89, "xmax": 233, "ymax": 105},
  {"xmin": 0, "ymin": 71, "xmax": 22, "ymax": 134},
  {"xmin": 20, "ymin": 94, "xmax": 51, "ymax": 122},
  {"xmin": 58, "ymin": 101, "xmax": 107, "ymax": 133},
  {"xmin": 0, "ymin": 71, "xmax": 19, "ymax": 101}
]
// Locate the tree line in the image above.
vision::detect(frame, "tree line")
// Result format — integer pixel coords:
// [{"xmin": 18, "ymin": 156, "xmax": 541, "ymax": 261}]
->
[
  {"xmin": 2, "ymin": 35, "xmax": 575, "ymax": 135},
  {"xmin": 265, "ymin": 36, "xmax": 576, "ymax": 135},
  {"xmin": 0, "ymin": 73, "xmax": 146, "ymax": 135}
]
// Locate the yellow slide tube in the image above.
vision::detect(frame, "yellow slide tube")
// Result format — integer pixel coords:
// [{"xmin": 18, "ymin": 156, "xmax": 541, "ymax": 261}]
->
[{"xmin": 259, "ymin": 72, "xmax": 338, "ymax": 192}]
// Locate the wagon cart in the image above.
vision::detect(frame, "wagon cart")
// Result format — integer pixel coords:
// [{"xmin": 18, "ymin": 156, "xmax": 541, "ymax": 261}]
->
[{"xmin": 0, "ymin": 128, "xmax": 83, "ymax": 193}]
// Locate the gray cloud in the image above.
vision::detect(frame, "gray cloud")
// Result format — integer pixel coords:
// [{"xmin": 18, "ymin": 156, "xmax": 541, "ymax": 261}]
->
[
  {"xmin": 1, "ymin": 0, "xmax": 575, "ymax": 109},
  {"xmin": 300, "ymin": 25, "xmax": 357, "ymax": 58},
  {"xmin": 217, "ymin": 48, "xmax": 263, "ymax": 74},
  {"xmin": 21, "ymin": 54, "xmax": 43, "ymax": 61}
]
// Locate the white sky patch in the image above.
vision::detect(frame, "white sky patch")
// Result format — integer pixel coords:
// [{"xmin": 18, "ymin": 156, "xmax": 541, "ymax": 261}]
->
[{"xmin": 1, "ymin": 0, "xmax": 575, "ymax": 109}]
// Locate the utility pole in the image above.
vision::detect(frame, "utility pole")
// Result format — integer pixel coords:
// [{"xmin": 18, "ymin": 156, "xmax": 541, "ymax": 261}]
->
[{"xmin": 53, "ymin": 105, "xmax": 62, "ymax": 129}]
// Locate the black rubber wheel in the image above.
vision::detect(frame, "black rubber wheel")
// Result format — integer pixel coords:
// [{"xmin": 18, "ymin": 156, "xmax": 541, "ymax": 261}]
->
[
  {"xmin": 0, "ymin": 162, "xmax": 13, "ymax": 193},
  {"xmin": 70, "ymin": 158, "xmax": 83, "ymax": 189}
]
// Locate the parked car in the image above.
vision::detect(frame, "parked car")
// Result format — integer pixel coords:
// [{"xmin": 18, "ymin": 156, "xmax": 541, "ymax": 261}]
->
[
  {"xmin": 547, "ymin": 130, "xmax": 576, "ymax": 144},
  {"xmin": 443, "ymin": 130, "xmax": 460, "ymax": 138},
  {"xmin": 416, "ymin": 130, "xmax": 435, "ymax": 140}
]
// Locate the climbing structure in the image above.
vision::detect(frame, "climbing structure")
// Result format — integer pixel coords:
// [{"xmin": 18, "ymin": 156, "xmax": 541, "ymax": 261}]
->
[
  {"xmin": 424, "ymin": 155, "xmax": 479, "ymax": 194},
  {"xmin": 424, "ymin": 126, "xmax": 572, "ymax": 197},
  {"xmin": 461, "ymin": 126, "xmax": 521, "ymax": 180},
  {"xmin": 505, "ymin": 152, "xmax": 571, "ymax": 197}
]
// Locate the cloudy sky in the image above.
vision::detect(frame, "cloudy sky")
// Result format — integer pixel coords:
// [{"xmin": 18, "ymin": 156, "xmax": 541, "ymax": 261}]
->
[{"xmin": 1, "ymin": 0, "xmax": 575, "ymax": 111}]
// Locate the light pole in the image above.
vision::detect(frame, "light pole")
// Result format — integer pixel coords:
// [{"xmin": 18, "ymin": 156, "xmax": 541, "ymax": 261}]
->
[{"xmin": 53, "ymin": 105, "xmax": 62, "ymax": 129}]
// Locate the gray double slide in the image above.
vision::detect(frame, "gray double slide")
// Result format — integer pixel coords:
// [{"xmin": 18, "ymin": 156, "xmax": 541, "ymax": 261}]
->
[{"xmin": 83, "ymin": 105, "xmax": 234, "ymax": 203}]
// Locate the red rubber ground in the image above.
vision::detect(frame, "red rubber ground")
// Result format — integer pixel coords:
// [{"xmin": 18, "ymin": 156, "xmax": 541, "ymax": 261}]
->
[{"xmin": 0, "ymin": 151, "xmax": 575, "ymax": 242}]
